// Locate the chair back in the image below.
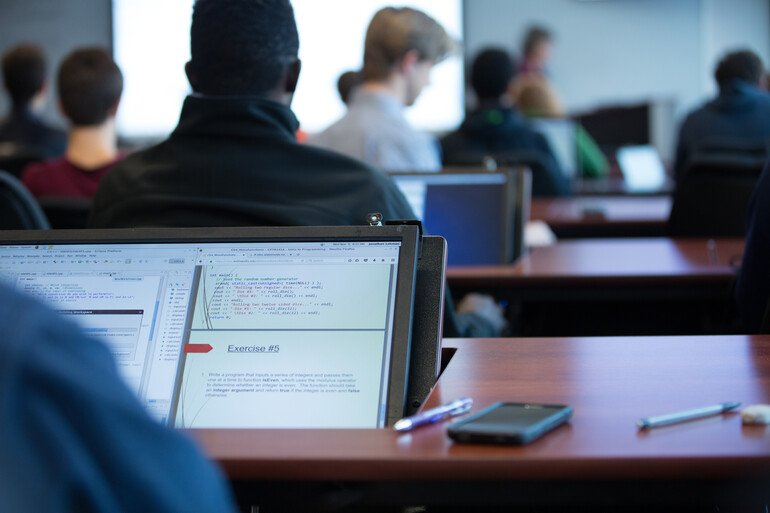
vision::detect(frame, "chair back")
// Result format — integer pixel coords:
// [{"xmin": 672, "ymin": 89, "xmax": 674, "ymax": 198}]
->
[
  {"xmin": 668, "ymin": 153, "xmax": 765, "ymax": 237},
  {"xmin": 0, "ymin": 170, "xmax": 51, "ymax": 230},
  {"xmin": 0, "ymin": 142, "xmax": 47, "ymax": 178},
  {"xmin": 38, "ymin": 196, "xmax": 92, "ymax": 229}
]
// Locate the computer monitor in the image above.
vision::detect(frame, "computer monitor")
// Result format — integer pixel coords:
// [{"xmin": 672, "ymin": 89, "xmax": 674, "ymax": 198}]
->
[
  {"xmin": 530, "ymin": 118, "xmax": 579, "ymax": 179},
  {"xmin": 390, "ymin": 171, "xmax": 518, "ymax": 266},
  {"xmin": 0, "ymin": 226, "xmax": 419, "ymax": 428},
  {"xmin": 616, "ymin": 145, "xmax": 667, "ymax": 193}
]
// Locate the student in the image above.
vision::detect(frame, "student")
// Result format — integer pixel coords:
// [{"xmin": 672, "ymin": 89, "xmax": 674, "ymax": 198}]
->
[
  {"xmin": 0, "ymin": 283, "xmax": 237, "ymax": 512},
  {"xmin": 21, "ymin": 48, "xmax": 123, "ymax": 199},
  {"xmin": 89, "ymin": 0, "xmax": 414, "ymax": 229},
  {"xmin": 674, "ymin": 49, "xmax": 770, "ymax": 185},
  {"xmin": 513, "ymin": 73, "xmax": 609, "ymax": 180},
  {"xmin": 441, "ymin": 48, "xmax": 571, "ymax": 196},
  {"xmin": 337, "ymin": 70, "xmax": 363, "ymax": 106},
  {"xmin": 0, "ymin": 44, "xmax": 66, "ymax": 157},
  {"xmin": 310, "ymin": 7, "xmax": 454, "ymax": 172}
]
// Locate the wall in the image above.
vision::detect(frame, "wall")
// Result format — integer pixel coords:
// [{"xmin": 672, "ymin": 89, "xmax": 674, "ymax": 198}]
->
[{"xmin": 0, "ymin": 0, "xmax": 112, "ymax": 128}]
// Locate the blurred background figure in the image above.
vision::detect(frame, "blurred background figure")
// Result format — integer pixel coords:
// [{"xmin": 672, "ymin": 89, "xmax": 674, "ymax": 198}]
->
[
  {"xmin": 516, "ymin": 25, "xmax": 553, "ymax": 78},
  {"xmin": 0, "ymin": 44, "xmax": 66, "ymax": 172},
  {"xmin": 21, "ymin": 47, "xmax": 123, "ymax": 199},
  {"xmin": 514, "ymin": 74, "xmax": 609, "ymax": 179},
  {"xmin": 337, "ymin": 70, "xmax": 363, "ymax": 106},
  {"xmin": 674, "ymin": 49, "xmax": 770, "ymax": 186},
  {"xmin": 310, "ymin": 7, "xmax": 454, "ymax": 172},
  {"xmin": 441, "ymin": 47, "xmax": 570, "ymax": 196}
]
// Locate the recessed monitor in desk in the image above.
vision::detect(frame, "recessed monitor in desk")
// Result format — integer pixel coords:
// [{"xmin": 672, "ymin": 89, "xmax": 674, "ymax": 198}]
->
[
  {"xmin": 390, "ymin": 171, "xmax": 517, "ymax": 266},
  {"xmin": 0, "ymin": 226, "xmax": 419, "ymax": 429},
  {"xmin": 617, "ymin": 145, "xmax": 667, "ymax": 193},
  {"xmin": 530, "ymin": 118, "xmax": 578, "ymax": 179}
]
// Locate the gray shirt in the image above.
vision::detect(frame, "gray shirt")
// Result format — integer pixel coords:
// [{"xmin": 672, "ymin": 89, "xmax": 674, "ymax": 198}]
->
[{"xmin": 310, "ymin": 89, "xmax": 441, "ymax": 172}]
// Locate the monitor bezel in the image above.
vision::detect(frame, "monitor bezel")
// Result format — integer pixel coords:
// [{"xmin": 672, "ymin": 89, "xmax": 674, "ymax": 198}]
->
[{"xmin": 0, "ymin": 225, "xmax": 420, "ymax": 428}]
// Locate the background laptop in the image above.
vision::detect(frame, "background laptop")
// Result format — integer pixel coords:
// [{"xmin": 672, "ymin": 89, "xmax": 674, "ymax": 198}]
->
[
  {"xmin": 0, "ymin": 226, "xmax": 419, "ymax": 428},
  {"xmin": 616, "ymin": 144, "xmax": 668, "ymax": 193},
  {"xmin": 390, "ymin": 170, "xmax": 524, "ymax": 266}
]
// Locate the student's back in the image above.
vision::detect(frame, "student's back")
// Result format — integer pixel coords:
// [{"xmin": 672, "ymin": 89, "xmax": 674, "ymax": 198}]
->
[
  {"xmin": 675, "ymin": 50, "xmax": 770, "ymax": 184},
  {"xmin": 0, "ymin": 44, "xmax": 66, "ymax": 158},
  {"xmin": 89, "ymin": 0, "xmax": 414, "ymax": 228}
]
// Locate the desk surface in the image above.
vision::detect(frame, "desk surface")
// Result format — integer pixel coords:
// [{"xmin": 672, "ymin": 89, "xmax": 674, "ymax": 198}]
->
[
  {"xmin": 447, "ymin": 237, "xmax": 743, "ymax": 288},
  {"xmin": 194, "ymin": 336, "xmax": 770, "ymax": 482},
  {"xmin": 531, "ymin": 196, "xmax": 672, "ymax": 227}
]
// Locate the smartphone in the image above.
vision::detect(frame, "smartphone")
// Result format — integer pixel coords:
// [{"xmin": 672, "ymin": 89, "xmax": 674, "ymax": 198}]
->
[{"xmin": 447, "ymin": 402, "xmax": 572, "ymax": 445}]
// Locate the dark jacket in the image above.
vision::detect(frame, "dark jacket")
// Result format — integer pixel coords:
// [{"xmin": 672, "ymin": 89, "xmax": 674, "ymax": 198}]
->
[
  {"xmin": 736, "ymin": 159, "xmax": 770, "ymax": 332},
  {"xmin": 0, "ymin": 283, "xmax": 237, "ymax": 513},
  {"xmin": 0, "ymin": 106, "xmax": 66, "ymax": 157},
  {"xmin": 440, "ymin": 106, "xmax": 571, "ymax": 196},
  {"xmin": 674, "ymin": 80, "xmax": 770, "ymax": 184},
  {"xmin": 89, "ymin": 95, "xmax": 416, "ymax": 228}
]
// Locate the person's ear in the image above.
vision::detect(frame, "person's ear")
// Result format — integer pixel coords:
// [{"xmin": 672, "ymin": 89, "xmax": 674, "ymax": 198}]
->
[
  {"xmin": 185, "ymin": 61, "xmax": 199, "ymax": 92},
  {"xmin": 284, "ymin": 59, "xmax": 301, "ymax": 94},
  {"xmin": 398, "ymin": 50, "xmax": 420, "ymax": 75}
]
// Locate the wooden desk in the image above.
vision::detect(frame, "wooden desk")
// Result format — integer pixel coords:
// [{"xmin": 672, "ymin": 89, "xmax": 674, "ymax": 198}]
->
[
  {"xmin": 531, "ymin": 195, "xmax": 672, "ymax": 238},
  {"xmin": 447, "ymin": 238, "xmax": 744, "ymax": 336},
  {"xmin": 195, "ymin": 337, "xmax": 770, "ymax": 510}
]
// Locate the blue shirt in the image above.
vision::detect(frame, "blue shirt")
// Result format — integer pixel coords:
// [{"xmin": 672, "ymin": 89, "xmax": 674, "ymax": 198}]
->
[
  {"xmin": 674, "ymin": 80, "xmax": 770, "ymax": 184},
  {"xmin": 0, "ymin": 283, "xmax": 238, "ymax": 513},
  {"xmin": 310, "ymin": 89, "xmax": 442, "ymax": 172}
]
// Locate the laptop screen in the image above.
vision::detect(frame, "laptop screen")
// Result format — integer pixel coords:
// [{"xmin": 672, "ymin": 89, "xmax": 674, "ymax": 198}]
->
[
  {"xmin": 391, "ymin": 172, "xmax": 515, "ymax": 266},
  {"xmin": 616, "ymin": 145, "xmax": 667, "ymax": 193},
  {"xmin": 0, "ymin": 227, "xmax": 419, "ymax": 428},
  {"xmin": 531, "ymin": 118, "xmax": 579, "ymax": 179}
]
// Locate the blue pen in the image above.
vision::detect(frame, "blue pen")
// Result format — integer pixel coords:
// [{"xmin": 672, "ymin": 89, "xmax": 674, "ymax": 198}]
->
[{"xmin": 394, "ymin": 398, "xmax": 473, "ymax": 432}]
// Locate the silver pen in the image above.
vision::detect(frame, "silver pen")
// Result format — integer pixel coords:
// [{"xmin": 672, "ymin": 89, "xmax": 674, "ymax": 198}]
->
[
  {"xmin": 637, "ymin": 401, "xmax": 741, "ymax": 429},
  {"xmin": 394, "ymin": 398, "xmax": 473, "ymax": 432}
]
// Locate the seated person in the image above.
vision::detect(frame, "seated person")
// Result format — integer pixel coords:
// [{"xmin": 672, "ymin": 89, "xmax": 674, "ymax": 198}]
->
[
  {"xmin": 735, "ymin": 159, "xmax": 770, "ymax": 333},
  {"xmin": 21, "ymin": 47, "xmax": 123, "ymax": 199},
  {"xmin": 89, "ymin": 0, "xmax": 414, "ymax": 228},
  {"xmin": 513, "ymin": 73, "xmax": 609, "ymax": 179},
  {"xmin": 674, "ymin": 49, "xmax": 770, "ymax": 186},
  {"xmin": 309, "ymin": 7, "xmax": 454, "ymax": 172},
  {"xmin": 440, "ymin": 48, "xmax": 571, "ymax": 196},
  {"xmin": 0, "ymin": 44, "xmax": 66, "ymax": 158},
  {"xmin": 337, "ymin": 70, "xmax": 363, "ymax": 106},
  {"xmin": 0, "ymin": 283, "xmax": 237, "ymax": 512}
]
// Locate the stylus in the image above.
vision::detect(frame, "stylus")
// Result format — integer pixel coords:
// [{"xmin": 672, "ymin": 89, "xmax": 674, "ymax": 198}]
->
[
  {"xmin": 393, "ymin": 398, "xmax": 473, "ymax": 432},
  {"xmin": 637, "ymin": 401, "xmax": 741, "ymax": 429}
]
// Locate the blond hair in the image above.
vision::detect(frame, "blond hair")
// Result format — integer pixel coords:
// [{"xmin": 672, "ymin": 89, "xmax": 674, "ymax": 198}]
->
[
  {"xmin": 362, "ymin": 7, "xmax": 455, "ymax": 81},
  {"xmin": 511, "ymin": 74, "xmax": 564, "ymax": 118}
]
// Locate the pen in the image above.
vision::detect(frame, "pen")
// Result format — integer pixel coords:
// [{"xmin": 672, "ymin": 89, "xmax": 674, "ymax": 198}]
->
[
  {"xmin": 394, "ymin": 398, "xmax": 473, "ymax": 432},
  {"xmin": 637, "ymin": 401, "xmax": 741, "ymax": 429}
]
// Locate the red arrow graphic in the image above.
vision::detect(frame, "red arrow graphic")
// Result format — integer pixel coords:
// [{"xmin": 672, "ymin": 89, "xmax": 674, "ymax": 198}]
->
[{"xmin": 184, "ymin": 343, "xmax": 213, "ymax": 354}]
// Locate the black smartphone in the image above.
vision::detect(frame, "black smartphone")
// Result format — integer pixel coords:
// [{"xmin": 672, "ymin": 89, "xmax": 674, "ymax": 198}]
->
[{"xmin": 447, "ymin": 402, "xmax": 572, "ymax": 445}]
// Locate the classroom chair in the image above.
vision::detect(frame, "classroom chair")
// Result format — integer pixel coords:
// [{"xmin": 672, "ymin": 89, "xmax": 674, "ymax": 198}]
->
[{"xmin": 0, "ymin": 170, "xmax": 51, "ymax": 229}]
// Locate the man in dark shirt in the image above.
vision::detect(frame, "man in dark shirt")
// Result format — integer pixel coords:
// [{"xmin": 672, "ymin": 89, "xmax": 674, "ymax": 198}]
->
[
  {"xmin": 89, "ymin": 0, "xmax": 414, "ymax": 229},
  {"xmin": 0, "ymin": 283, "xmax": 238, "ymax": 512},
  {"xmin": 21, "ymin": 47, "xmax": 124, "ymax": 199},
  {"xmin": 0, "ymin": 44, "xmax": 66, "ymax": 158},
  {"xmin": 440, "ymin": 48, "xmax": 570, "ymax": 196},
  {"xmin": 674, "ymin": 49, "xmax": 770, "ymax": 185}
]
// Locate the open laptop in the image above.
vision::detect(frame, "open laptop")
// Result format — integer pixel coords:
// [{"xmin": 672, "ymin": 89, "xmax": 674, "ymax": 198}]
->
[
  {"xmin": 390, "ymin": 170, "xmax": 525, "ymax": 266},
  {"xmin": 616, "ymin": 145, "xmax": 668, "ymax": 193},
  {"xmin": 0, "ymin": 226, "xmax": 419, "ymax": 428}
]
